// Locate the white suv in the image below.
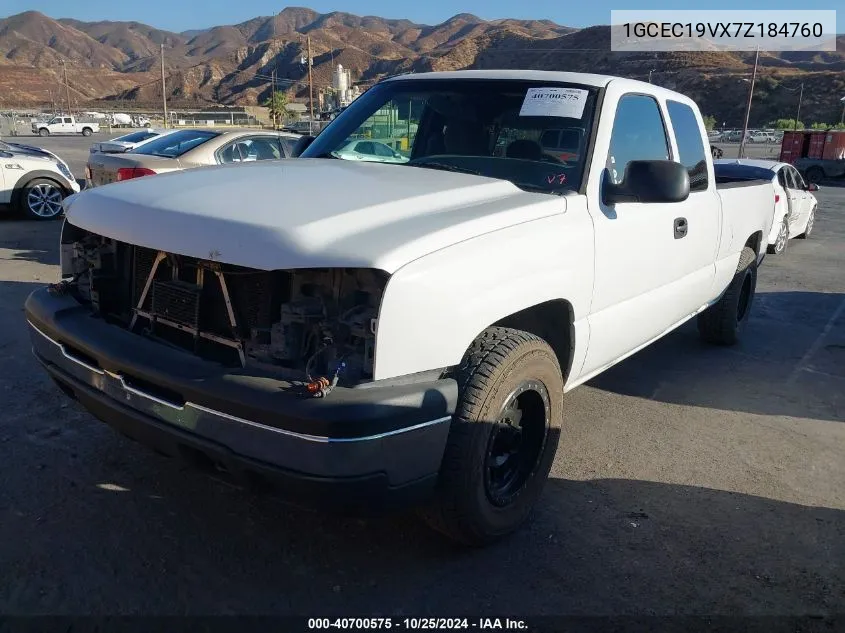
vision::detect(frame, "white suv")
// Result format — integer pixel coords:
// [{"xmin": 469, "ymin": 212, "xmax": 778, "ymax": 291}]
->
[{"xmin": 0, "ymin": 139, "xmax": 80, "ymax": 220}]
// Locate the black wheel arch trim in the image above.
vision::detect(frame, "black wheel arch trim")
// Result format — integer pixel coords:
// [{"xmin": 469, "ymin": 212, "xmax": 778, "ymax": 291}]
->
[{"xmin": 11, "ymin": 170, "xmax": 76, "ymax": 207}]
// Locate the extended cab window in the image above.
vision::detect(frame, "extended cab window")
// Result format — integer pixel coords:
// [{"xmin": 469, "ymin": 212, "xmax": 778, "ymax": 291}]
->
[
  {"xmin": 303, "ymin": 79, "xmax": 599, "ymax": 194},
  {"xmin": 666, "ymin": 100, "xmax": 709, "ymax": 192},
  {"xmin": 606, "ymin": 95, "xmax": 669, "ymax": 185}
]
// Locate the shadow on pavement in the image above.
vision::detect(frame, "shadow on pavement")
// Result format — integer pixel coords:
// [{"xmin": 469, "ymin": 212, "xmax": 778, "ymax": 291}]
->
[
  {"xmin": 0, "ymin": 219, "xmax": 62, "ymax": 267},
  {"xmin": 0, "ymin": 279, "xmax": 842, "ymax": 616},
  {"xmin": 589, "ymin": 291, "xmax": 845, "ymax": 423}
]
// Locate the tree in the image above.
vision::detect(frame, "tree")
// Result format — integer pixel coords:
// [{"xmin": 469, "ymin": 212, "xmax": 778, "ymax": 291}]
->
[
  {"xmin": 811, "ymin": 122, "xmax": 845, "ymax": 130},
  {"xmin": 264, "ymin": 92, "xmax": 290, "ymax": 128},
  {"xmin": 702, "ymin": 115, "xmax": 716, "ymax": 131},
  {"xmin": 767, "ymin": 118, "xmax": 804, "ymax": 130}
]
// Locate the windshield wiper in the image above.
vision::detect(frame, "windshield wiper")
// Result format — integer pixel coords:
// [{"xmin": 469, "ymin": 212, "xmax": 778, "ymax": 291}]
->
[{"xmin": 411, "ymin": 162, "xmax": 482, "ymax": 176}]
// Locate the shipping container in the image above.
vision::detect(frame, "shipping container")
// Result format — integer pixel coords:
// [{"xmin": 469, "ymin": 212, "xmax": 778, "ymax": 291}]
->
[
  {"xmin": 822, "ymin": 131, "xmax": 845, "ymax": 161},
  {"xmin": 808, "ymin": 132, "xmax": 827, "ymax": 158},
  {"xmin": 779, "ymin": 130, "xmax": 809, "ymax": 164}
]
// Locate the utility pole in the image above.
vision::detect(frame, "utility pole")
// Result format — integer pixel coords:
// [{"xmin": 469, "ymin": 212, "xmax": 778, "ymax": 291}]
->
[
  {"xmin": 61, "ymin": 60, "xmax": 72, "ymax": 115},
  {"xmin": 648, "ymin": 69, "xmax": 654, "ymax": 84},
  {"xmin": 271, "ymin": 69, "xmax": 277, "ymax": 129},
  {"xmin": 307, "ymin": 35, "xmax": 315, "ymax": 135},
  {"xmin": 738, "ymin": 46, "xmax": 759, "ymax": 159},
  {"xmin": 160, "ymin": 43, "xmax": 168, "ymax": 129},
  {"xmin": 840, "ymin": 96, "xmax": 845, "ymax": 125},
  {"xmin": 793, "ymin": 83, "xmax": 804, "ymax": 131}
]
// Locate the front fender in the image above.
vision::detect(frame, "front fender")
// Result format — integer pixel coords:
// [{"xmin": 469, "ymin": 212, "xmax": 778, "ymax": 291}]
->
[{"xmin": 373, "ymin": 201, "xmax": 595, "ymax": 381}]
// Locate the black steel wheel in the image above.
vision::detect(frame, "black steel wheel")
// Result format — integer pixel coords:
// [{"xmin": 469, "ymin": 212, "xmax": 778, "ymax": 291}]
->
[{"xmin": 420, "ymin": 327, "xmax": 563, "ymax": 546}]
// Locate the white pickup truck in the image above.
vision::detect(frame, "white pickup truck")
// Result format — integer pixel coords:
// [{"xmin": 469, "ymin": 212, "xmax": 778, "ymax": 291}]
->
[
  {"xmin": 32, "ymin": 115, "xmax": 100, "ymax": 137},
  {"xmin": 26, "ymin": 71, "xmax": 775, "ymax": 545}
]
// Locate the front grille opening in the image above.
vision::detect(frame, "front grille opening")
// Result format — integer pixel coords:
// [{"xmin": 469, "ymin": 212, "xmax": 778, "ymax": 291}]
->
[
  {"xmin": 61, "ymin": 343, "xmax": 101, "ymax": 370},
  {"xmin": 121, "ymin": 373, "xmax": 185, "ymax": 408}
]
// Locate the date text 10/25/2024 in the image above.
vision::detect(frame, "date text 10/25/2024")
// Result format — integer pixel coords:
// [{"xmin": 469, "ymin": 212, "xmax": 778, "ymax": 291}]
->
[{"xmin": 307, "ymin": 618, "xmax": 529, "ymax": 630}]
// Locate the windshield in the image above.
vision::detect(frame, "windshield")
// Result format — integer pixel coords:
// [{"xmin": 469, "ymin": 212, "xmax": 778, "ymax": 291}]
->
[
  {"xmin": 130, "ymin": 129, "xmax": 218, "ymax": 158},
  {"xmin": 303, "ymin": 78, "xmax": 599, "ymax": 194}
]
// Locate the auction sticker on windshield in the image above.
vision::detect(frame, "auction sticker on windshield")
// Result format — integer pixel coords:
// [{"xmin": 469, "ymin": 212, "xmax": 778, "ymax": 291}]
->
[{"xmin": 519, "ymin": 87, "xmax": 588, "ymax": 119}]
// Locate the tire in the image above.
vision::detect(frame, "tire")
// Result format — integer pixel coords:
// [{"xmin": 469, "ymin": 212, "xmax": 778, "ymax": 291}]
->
[
  {"xmin": 420, "ymin": 326, "xmax": 564, "ymax": 546},
  {"xmin": 38, "ymin": 128, "xmax": 49, "ymax": 137},
  {"xmin": 767, "ymin": 219, "xmax": 789, "ymax": 255},
  {"xmin": 81, "ymin": 127, "xmax": 93, "ymax": 137},
  {"xmin": 804, "ymin": 167, "xmax": 824, "ymax": 184},
  {"xmin": 17, "ymin": 178, "xmax": 67, "ymax": 220},
  {"xmin": 697, "ymin": 246, "xmax": 757, "ymax": 346},
  {"xmin": 797, "ymin": 207, "xmax": 815, "ymax": 239}
]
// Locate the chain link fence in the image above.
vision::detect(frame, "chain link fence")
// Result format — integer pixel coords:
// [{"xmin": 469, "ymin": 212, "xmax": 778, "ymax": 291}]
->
[{"xmin": 0, "ymin": 113, "xmax": 25, "ymax": 137}]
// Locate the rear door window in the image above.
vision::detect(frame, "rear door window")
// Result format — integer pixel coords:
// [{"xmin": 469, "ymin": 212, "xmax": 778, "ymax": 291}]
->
[
  {"xmin": 789, "ymin": 167, "xmax": 806, "ymax": 189},
  {"xmin": 666, "ymin": 100, "xmax": 709, "ymax": 192}
]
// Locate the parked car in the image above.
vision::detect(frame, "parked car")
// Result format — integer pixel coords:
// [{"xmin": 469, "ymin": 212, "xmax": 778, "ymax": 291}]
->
[
  {"xmin": 715, "ymin": 158, "xmax": 818, "ymax": 255},
  {"xmin": 26, "ymin": 70, "xmax": 775, "ymax": 545},
  {"xmin": 0, "ymin": 139, "xmax": 79, "ymax": 219},
  {"xmin": 333, "ymin": 139, "xmax": 408, "ymax": 163},
  {"xmin": 89, "ymin": 129, "xmax": 174, "ymax": 155},
  {"xmin": 724, "ymin": 130, "xmax": 747, "ymax": 142},
  {"xmin": 31, "ymin": 115, "xmax": 99, "ymax": 137},
  {"xmin": 749, "ymin": 131, "xmax": 777, "ymax": 143},
  {"xmin": 85, "ymin": 128, "xmax": 301, "ymax": 187},
  {"xmin": 708, "ymin": 130, "xmax": 723, "ymax": 142}
]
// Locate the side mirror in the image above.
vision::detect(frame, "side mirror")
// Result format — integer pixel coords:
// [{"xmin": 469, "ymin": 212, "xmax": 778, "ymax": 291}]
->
[
  {"xmin": 602, "ymin": 160, "xmax": 690, "ymax": 205},
  {"xmin": 806, "ymin": 183, "xmax": 820, "ymax": 192},
  {"xmin": 291, "ymin": 135, "xmax": 316, "ymax": 158}
]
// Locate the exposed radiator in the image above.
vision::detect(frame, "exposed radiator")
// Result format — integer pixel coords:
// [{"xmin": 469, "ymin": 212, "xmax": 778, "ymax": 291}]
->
[{"xmin": 151, "ymin": 280, "xmax": 202, "ymax": 329}]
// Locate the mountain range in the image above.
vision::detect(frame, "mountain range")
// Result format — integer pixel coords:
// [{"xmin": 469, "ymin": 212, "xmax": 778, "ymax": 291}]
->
[{"xmin": 1, "ymin": 7, "xmax": 844, "ymax": 126}]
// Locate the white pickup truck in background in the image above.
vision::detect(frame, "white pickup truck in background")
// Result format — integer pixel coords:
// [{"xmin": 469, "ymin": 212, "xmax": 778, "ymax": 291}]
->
[
  {"xmin": 32, "ymin": 115, "xmax": 100, "ymax": 137},
  {"xmin": 26, "ymin": 70, "xmax": 775, "ymax": 546}
]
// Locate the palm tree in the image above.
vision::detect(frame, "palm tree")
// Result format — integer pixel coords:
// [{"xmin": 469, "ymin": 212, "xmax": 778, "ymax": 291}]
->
[{"xmin": 264, "ymin": 92, "xmax": 290, "ymax": 129}]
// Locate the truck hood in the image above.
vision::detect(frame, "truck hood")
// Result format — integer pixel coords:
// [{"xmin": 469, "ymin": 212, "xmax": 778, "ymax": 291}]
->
[{"xmin": 64, "ymin": 158, "xmax": 566, "ymax": 273}]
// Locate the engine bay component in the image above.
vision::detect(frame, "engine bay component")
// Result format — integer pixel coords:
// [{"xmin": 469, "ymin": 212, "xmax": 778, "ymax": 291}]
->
[
  {"xmin": 246, "ymin": 268, "xmax": 383, "ymax": 384},
  {"xmin": 61, "ymin": 229, "xmax": 387, "ymax": 386}
]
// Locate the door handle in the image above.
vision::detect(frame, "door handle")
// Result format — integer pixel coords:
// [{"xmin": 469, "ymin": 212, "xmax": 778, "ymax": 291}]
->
[{"xmin": 673, "ymin": 217, "xmax": 688, "ymax": 239}]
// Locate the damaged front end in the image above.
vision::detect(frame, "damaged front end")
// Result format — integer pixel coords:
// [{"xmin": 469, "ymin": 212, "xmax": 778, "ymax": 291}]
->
[{"xmin": 58, "ymin": 224, "xmax": 388, "ymax": 388}]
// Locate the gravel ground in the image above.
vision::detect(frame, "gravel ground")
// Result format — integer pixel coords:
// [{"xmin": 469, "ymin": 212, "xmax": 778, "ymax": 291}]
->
[{"xmin": 0, "ymin": 141, "xmax": 842, "ymax": 620}]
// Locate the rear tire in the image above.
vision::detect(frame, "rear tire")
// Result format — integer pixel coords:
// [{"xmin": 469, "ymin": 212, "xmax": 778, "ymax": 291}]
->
[
  {"xmin": 698, "ymin": 246, "xmax": 757, "ymax": 346},
  {"xmin": 420, "ymin": 327, "xmax": 563, "ymax": 546},
  {"xmin": 82, "ymin": 127, "xmax": 93, "ymax": 137},
  {"xmin": 767, "ymin": 219, "xmax": 789, "ymax": 255}
]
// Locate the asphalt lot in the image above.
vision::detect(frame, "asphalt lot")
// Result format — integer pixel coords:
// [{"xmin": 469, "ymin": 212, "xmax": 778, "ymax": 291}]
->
[{"xmin": 0, "ymin": 137, "xmax": 843, "ymax": 619}]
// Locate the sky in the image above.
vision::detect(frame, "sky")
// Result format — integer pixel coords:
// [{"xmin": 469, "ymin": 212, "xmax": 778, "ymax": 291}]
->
[{"xmin": 4, "ymin": 0, "xmax": 843, "ymax": 33}]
